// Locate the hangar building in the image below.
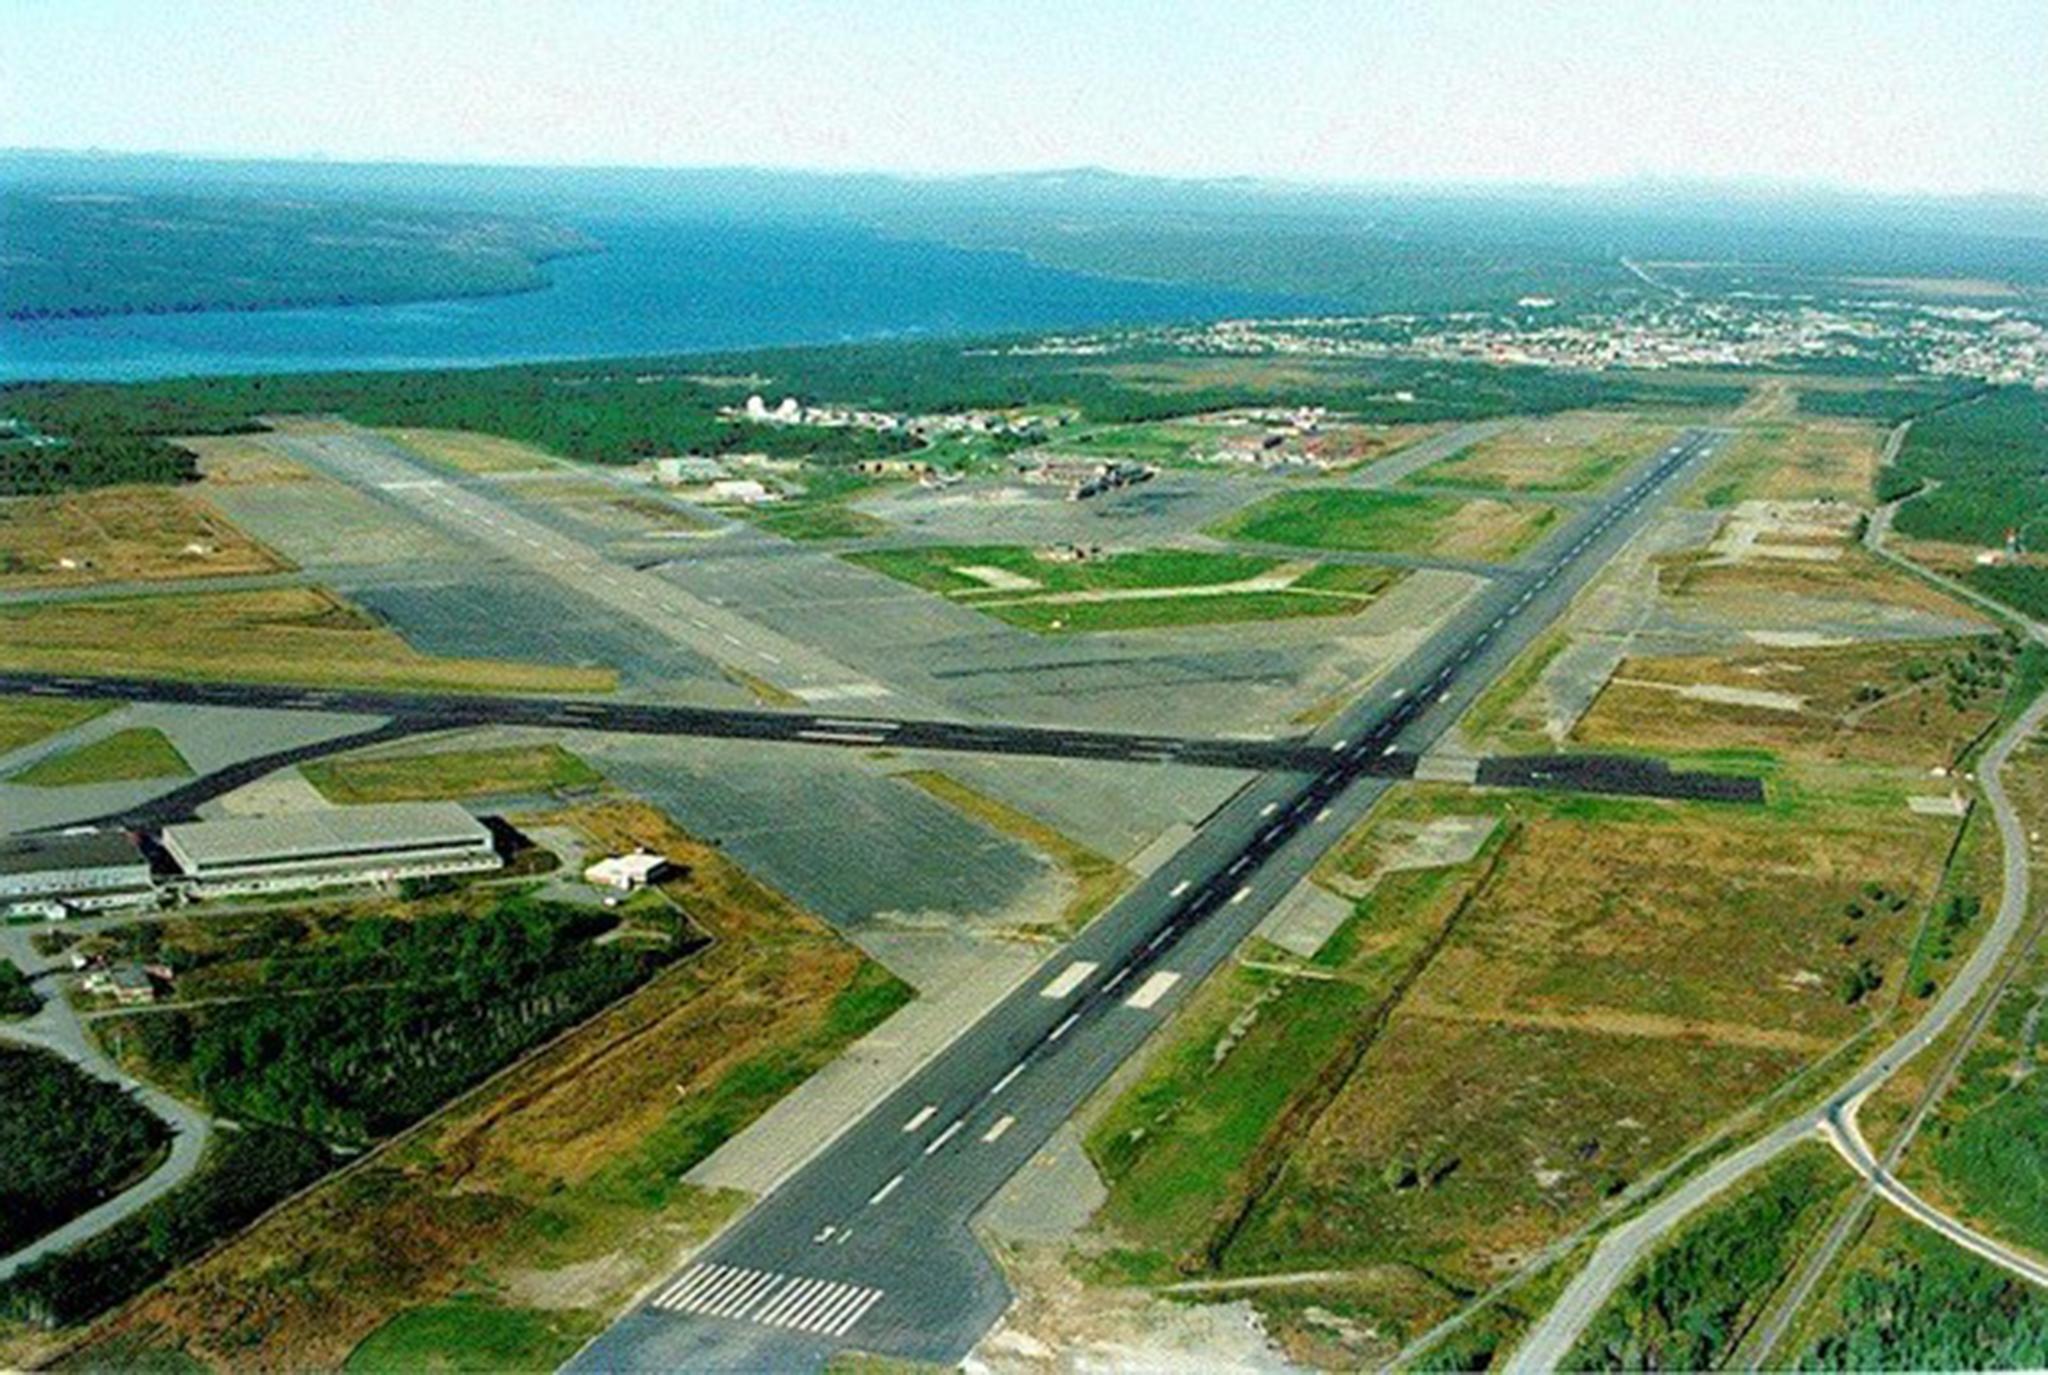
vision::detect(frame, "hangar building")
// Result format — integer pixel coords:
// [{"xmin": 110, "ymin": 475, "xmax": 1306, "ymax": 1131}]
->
[{"xmin": 160, "ymin": 802, "xmax": 501, "ymax": 897}]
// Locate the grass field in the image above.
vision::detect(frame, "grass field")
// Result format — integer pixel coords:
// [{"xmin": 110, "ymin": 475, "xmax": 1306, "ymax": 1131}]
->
[
  {"xmin": 63, "ymin": 799, "xmax": 912, "ymax": 1372},
  {"xmin": 896, "ymin": 770, "xmax": 1129, "ymax": 939},
  {"xmin": 1689, "ymin": 418, "xmax": 1887, "ymax": 508},
  {"xmin": 0, "ymin": 586, "xmax": 615, "ymax": 695},
  {"xmin": 0, "ymin": 695, "xmax": 111, "ymax": 755},
  {"xmin": 1078, "ymin": 774, "xmax": 1960, "ymax": 1364},
  {"xmin": 732, "ymin": 468, "xmax": 895, "ymax": 541},
  {"xmin": 380, "ymin": 428, "xmax": 559, "ymax": 475},
  {"xmin": 0, "ymin": 484, "xmax": 289, "ymax": 587},
  {"xmin": 1573, "ymin": 635, "xmax": 2013, "ymax": 771},
  {"xmin": 8, "ymin": 727, "xmax": 191, "ymax": 788},
  {"xmin": 847, "ymin": 543, "xmax": 1401, "ymax": 633},
  {"xmin": 1423, "ymin": 413, "xmax": 1673, "ymax": 494},
  {"xmin": 1209, "ymin": 488, "xmax": 1558, "ymax": 562},
  {"xmin": 303, "ymin": 744, "xmax": 602, "ymax": 805}
]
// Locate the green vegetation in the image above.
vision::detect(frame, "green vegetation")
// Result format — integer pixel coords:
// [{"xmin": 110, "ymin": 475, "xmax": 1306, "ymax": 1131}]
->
[
  {"xmin": 0, "ymin": 961, "xmax": 38, "ymax": 1019},
  {"xmin": 1967, "ymin": 564, "xmax": 2048, "ymax": 621},
  {"xmin": 2, "ymin": 188, "xmax": 594, "ymax": 322},
  {"xmin": 102, "ymin": 896, "xmax": 693, "ymax": 1143},
  {"xmin": 1565, "ymin": 1145, "xmax": 1852, "ymax": 1371},
  {"xmin": 0, "ymin": 335, "xmax": 1747, "ymax": 497},
  {"xmin": 1795, "ymin": 1222, "xmax": 2048, "ymax": 1370},
  {"xmin": 0, "ymin": 695, "xmax": 112, "ymax": 754},
  {"xmin": 1210, "ymin": 487, "xmax": 1557, "ymax": 561},
  {"xmin": 0, "ymin": 1124, "xmax": 330, "ymax": 1329},
  {"xmin": 848, "ymin": 542, "xmax": 1399, "ymax": 632},
  {"xmin": 1890, "ymin": 387, "xmax": 2048, "ymax": 548},
  {"xmin": 302, "ymin": 744, "xmax": 602, "ymax": 805},
  {"xmin": 0, "ymin": 1044, "xmax": 170, "ymax": 1256},
  {"xmin": 345, "ymin": 1295, "xmax": 584, "ymax": 1373},
  {"xmin": 6, "ymin": 726, "xmax": 191, "ymax": 787}
]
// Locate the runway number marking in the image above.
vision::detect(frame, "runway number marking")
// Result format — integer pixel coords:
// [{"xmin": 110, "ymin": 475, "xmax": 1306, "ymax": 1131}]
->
[
  {"xmin": 650, "ymin": 1264, "xmax": 885, "ymax": 1338},
  {"xmin": 1124, "ymin": 971, "xmax": 1182, "ymax": 1010},
  {"xmin": 1039, "ymin": 961, "xmax": 1097, "ymax": 999}
]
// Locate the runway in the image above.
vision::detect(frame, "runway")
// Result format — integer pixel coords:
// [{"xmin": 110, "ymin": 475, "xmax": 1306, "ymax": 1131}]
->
[{"xmin": 564, "ymin": 429, "xmax": 1734, "ymax": 1370}]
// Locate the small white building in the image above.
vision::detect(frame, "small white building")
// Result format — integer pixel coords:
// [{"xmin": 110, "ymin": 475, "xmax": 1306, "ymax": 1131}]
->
[
  {"xmin": 655, "ymin": 455, "xmax": 728, "ymax": 484},
  {"xmin": 585, "ymin": 851, "xmax": 667, "ymax": 892},
  {"xmin": 708, "ymin": 478, "xmax": 777, "ymax": 505}
]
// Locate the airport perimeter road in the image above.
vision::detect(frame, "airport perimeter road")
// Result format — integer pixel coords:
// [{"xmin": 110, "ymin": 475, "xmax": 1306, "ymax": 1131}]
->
[{"xmin": 563, "ymin": 431, "xmax": 1728, "ymax": 1372}]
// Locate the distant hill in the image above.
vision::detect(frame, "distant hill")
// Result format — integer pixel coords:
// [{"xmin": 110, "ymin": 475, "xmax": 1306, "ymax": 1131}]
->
[{"xmin": 0, "ymin": 184, "xmax": 598, "ymax": 321}]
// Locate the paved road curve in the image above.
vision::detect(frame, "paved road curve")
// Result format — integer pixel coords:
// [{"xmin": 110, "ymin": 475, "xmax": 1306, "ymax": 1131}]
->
[{"xmin": 564, "ymin": 432, "xmax": 1728, "ymax": 1371}]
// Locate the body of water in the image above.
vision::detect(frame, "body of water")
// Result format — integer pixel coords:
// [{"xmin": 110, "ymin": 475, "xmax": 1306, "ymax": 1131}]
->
[{"xmin": 0, "ymin": 217, "xmax": 1295, "ymax": 381}]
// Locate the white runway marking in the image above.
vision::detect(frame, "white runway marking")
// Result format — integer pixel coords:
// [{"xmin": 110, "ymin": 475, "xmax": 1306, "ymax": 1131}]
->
[
  {"xmin": 1049, "ymin": 1012, "xmax": 1080, "ymax": 1042},
  {"xmin": 983, "ymin": 1114, "xmax": 1016, "ymax": 1143},
  {"xmin": 988, "ymin": 1062, "xmax": 1027, "ymax": 1096},
  {"xmin": 923, "ymin": 1120, "xmax": 964, "ymax": 1154},
  {"xmin": 1169, "ymin": 879, "xmax": 1192, "ymax": 897},
  {"xmin": 652, "ymin": 1264, "xmax": 886, "ymax": 1337},
  {"xmin": 1125, "ymin": 971, "xmax": 1182, "ymax": 1010},
  {"xmin": 868, "ymin": 1174, "xmax": 903, "ymax": 1205},
  {"xmin": 1039, "ymin": 961, "xmax": 1097, "ymax": 999},
  {"xmin": 902, "ymin": 1105, "xmax": 937, "ymax": 1132}
]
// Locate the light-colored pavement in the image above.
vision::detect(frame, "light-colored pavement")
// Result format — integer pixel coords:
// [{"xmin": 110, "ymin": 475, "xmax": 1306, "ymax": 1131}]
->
[{"xmin": 1504, "ymin": 455, "xmax": 2048, "ymax": 1372}]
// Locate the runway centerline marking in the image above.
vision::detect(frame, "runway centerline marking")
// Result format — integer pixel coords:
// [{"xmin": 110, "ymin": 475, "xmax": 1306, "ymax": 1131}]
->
[
  {"xmin": 923, "ymin": 1120, "xmax": 964, "ymax": 1154},
  {"xmin": 1049, "ymin": 1013, "xmax": 1081, "ymax": 1042},
  {"xmin": 868, "ymin": 1174, "xmax": 903, "ymax": 1205}
]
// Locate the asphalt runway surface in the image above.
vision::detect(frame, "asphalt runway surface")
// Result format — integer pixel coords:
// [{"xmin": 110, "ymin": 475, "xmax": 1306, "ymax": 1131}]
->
[{"xmin": 562, "ymin": 429, "xmax": 1733, "ymax": 1371}]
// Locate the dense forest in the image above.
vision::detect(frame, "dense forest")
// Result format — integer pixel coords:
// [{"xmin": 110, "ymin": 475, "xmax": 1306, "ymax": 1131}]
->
[
  {"xmin": 1565, "ymin": 1148, "xmax": 1849, "ymax": 1372},
  {"xmin": 106, "ymin": 897, "xmax": 693, "ymax": 1142},
  {"xmin": 0, "ymin": 189, "xmax": 595, "ymax": 321},
  {"xmin": 0, "ymin": 338, "xmax": 1746, "ymax": 495},
  {"xmin": 0, "ymin": 1045, "xmax": 169, "ymax": 1256},
  {"xmin": 0, "ymin": 1124, "xmax": 329, "ymax": 1329},
  {"xmin": 1797, "ymin": 1226, "xmax": 2048, "ymax": 1369},
  {"xmin": 1891, "ymin": 387, "xmax": 2048, "ymax": 547},
  {"xmin": 0, "ymin": 958, "xmax": 40, "ymax": 1018}
]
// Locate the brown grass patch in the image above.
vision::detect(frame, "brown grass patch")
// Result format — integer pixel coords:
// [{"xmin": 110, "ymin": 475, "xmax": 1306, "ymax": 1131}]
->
[
  {"xmin": 379, "ymin": 428, "xmax": 561, "ymax": 475},
  {"xmin": 175, "ymin": 434, "xmax": 314, "ymax": 486},
  {"xmin": 0, "ymin": 485, "xmax": 290, "ymax": 588},
  {"xmin": 1694, "ymin": 419, "xmax": 1886, "ymax": 506},
  {"xmin": 1575, "ymin": 636, "xmax": 2004, "ymax": 768},
  {"xmin": 1428, "ymin": 412, "xmax": 1674, "ymax": 493},
  {"xmin": 0, "ymin": 585, "xmax": 613, "ymax": 695}
]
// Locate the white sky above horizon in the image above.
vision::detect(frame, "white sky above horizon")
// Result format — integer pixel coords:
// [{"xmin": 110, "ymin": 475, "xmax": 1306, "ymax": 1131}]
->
[{"xmin": 4, "ymin": 0, "xmax": 2045, "ymax": 196}]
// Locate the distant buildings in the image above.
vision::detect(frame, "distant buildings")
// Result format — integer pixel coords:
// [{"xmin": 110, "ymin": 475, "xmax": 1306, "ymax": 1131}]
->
[{"xmin": 654, "ymin": 455, "xmax": 729, "ymax": 485}]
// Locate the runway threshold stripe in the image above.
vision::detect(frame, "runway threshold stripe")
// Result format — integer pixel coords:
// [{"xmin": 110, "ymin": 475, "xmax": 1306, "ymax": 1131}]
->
[
  {"xmin": 1039, "ymin": 961, "xmax": 1097, "ymax": 999},
  {"xmin": 829, "ymin": 1289, "xmax": 886, "ymax": 1336},
  {"xmin": 1125, "ymin": 971, "xmax": 1181, "ymax": 1010}
]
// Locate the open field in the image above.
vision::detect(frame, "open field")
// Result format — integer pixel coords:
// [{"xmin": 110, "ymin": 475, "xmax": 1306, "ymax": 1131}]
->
[
  {"xmin": 1209, "ymin": 488, "xmax": 1557, "ymax": 562},
  {"xmin": 47, "ymin": 800, "xmax": 911, "ymax": 1372},
  {"xmin": 379, "ymin": 428, "xmax": 560, "ymax": 475},
  {"xmin": 1077, "ymin": 774, "xmax": 1961, "ymax": 1365},
  {"xmin": 303, "ymin": 744, "xmax": 603, "ymax": 805},
  {"xmin": 8, "ymin": 726, "xmax": 191, "ymax": 788},
  {"xmin": 0, "ymin": 694, "xmax": 111, "ymax": 755},
  {"xmin": 1658, "ymin": 539, "xmax": 1993, "ymax": 627},
  {"xmin": 1573, "ymin": 634, "xmax": 2014, "ymax": 770},
  {"xmin": 1689, "ymin": 418, "xmax": 1887, "ymax": 508},
  {"xmin": 0, "ymin": 585, "xmax": 615, "ymax": 695},
  {"xmin": 0, "ymin": 484, "xmax": 288, "ymax": 587},
  {"xmin": 1422, "ymin": 413, "xmax": 1672, "ymax": 494},
  {"xmin": 896, "ymin": 770, "xmax": 1130, "ymax": 939},
  {"xmin": 732, "ymin": 468, "xmax": 897, "ymax": 541},
  {"xmin": 847, "ymin": 543, "xmax": 1401, "ymax": 633}
]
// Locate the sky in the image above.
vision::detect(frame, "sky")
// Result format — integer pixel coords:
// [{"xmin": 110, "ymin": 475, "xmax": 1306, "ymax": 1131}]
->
[{"xmin": 5, "ymin": 0, "xmax": 2046, "ymax": 196}]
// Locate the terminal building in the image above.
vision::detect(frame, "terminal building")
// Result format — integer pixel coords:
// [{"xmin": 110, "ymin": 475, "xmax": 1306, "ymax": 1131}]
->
[
  {"xmin": 0, "ymin": 830, "xmax": 155, "ymax": 919},
  {"xmin": 159, "ymin": 802, "xmax": 502, "ymax": 897}
]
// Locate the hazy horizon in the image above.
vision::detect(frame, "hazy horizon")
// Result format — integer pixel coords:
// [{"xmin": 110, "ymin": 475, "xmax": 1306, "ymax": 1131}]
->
[{"xmin": 6, "ymin": 0, "xmax": 2045, "ymax": 198}]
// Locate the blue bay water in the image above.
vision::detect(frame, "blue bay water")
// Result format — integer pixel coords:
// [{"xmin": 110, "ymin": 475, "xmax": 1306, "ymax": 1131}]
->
[{"xmin": 0, "ymin": 218, "xmax": 1295, "ymax": 382}]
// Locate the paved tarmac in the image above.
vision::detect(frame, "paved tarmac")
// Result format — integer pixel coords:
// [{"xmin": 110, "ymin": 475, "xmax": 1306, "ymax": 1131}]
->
[{"xmin": 562, "ymin": 430, "xmax": 1731, "ymax": 1371}]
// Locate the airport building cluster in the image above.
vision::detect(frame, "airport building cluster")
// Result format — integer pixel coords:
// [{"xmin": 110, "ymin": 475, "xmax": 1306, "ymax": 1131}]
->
[{"xmin": 0, "ymin": 801, "xmax": 502, "ymax": 919}]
